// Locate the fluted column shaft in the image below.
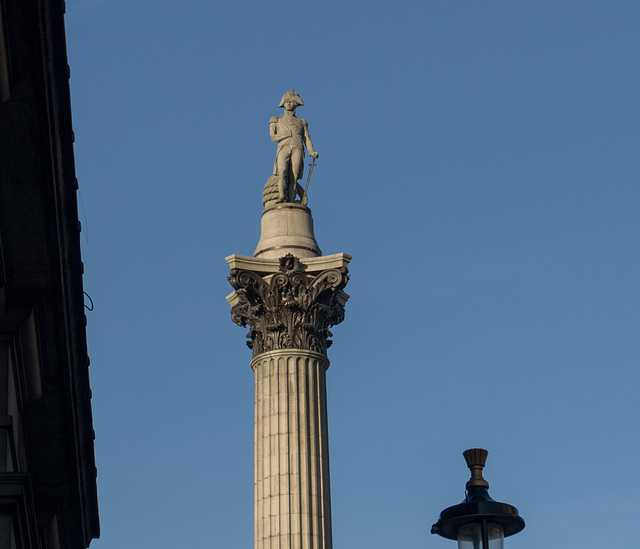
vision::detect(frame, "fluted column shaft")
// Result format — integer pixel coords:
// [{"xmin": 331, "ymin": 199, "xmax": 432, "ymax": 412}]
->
[{"xmin": 252, "ymin": 349, "xmax": 332, "ymax": 549}]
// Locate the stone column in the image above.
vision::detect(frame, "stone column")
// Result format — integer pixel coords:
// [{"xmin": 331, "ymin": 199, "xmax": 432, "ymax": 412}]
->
[
  {"xmin": 227, "ymin": 252, "xmax": 350, "ymax": 549},
  {"xmin": 252, "ymin": 349, "xmax": 331, "ymax": 549}
]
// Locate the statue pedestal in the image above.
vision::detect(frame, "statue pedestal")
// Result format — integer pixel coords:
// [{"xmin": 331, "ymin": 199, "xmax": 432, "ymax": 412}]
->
[{"xmin": 254, "ymin": 203, "xmax": 321, "ymax": 259}]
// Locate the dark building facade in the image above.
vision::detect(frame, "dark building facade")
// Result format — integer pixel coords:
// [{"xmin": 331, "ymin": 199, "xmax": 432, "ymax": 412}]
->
[{"xmin": 0, "ymin": 0, "xmax": 99, "ymax": 547}]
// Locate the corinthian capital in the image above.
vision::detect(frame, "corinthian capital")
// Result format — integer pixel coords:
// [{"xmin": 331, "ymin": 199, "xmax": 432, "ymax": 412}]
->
[{"xmin": 228, "ymin": 254, "xmax": 349, "ymax": 357}]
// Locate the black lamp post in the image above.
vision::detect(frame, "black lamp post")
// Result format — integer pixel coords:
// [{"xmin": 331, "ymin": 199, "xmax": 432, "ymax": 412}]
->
[{"xmin": 431, "ymin": 449, "xmax": 525, "ymax": 549}]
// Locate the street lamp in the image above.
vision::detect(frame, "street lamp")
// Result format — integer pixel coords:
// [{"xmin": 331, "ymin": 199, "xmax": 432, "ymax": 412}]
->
[{"xmin": 431, "ymin": 449, "xmax": 525, "ymax": 549}]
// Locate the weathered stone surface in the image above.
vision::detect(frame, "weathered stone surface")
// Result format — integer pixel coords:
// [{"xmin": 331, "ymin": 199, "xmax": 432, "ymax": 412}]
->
[{"xmin": 227, "ymin": 254, "xmax": 349, "ymax": 358}]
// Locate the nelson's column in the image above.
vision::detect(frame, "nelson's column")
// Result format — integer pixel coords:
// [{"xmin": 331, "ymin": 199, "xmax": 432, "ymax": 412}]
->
[{"xmin": 226, "ymin": 89, "xmax": 351, "ymax": 549}]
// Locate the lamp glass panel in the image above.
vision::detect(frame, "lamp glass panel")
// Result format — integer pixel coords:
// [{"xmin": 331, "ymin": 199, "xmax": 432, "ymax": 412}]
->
[
  {"xmin": 487, "ymin": 523, "xmax": 504, "ymax": 549},
  {"xmin": 457, "ymin": 522, "xmax": 504, "ymax": 549},
  {"xmin": 457, "ymin": 523, "xmax": 481, "ymax": 549}
]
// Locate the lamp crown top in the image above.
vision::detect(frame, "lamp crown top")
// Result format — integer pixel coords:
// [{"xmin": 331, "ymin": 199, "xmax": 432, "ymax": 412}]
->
[{"xmin": 463, "ymin": 448, "xmax": 490, "ymax": 490}]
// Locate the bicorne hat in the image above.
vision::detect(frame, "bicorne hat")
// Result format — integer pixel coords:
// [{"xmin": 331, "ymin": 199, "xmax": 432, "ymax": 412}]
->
[{"xmin": 279, "ymin": 88, "xmax": 304, "ymax": 108}]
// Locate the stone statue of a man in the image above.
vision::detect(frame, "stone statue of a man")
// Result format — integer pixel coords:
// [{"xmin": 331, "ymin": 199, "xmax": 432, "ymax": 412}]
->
[{"xmin": 270, "ymin": 89, "xmax": 319, "ymax": 204}]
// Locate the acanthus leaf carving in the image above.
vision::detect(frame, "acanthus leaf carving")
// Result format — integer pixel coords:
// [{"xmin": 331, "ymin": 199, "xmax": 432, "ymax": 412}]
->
[{"xmin": 228, "ymin": 254, "xmax": 349, "ymax": 357}]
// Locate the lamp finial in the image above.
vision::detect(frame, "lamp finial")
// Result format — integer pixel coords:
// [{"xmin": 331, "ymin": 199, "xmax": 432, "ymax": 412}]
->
[{"xmin": 463, "ymin": 448, "xmax": 490, "ymax": 490}]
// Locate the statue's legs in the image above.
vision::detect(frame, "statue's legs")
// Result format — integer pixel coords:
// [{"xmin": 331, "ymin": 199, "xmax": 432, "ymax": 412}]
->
[
  {"xmin": 276, "ymin": 148, "xmax": 292, "ymax": 202},
  {"xmin": 276, "ymin": 147, "xmax": 305, "ymax": 203}
]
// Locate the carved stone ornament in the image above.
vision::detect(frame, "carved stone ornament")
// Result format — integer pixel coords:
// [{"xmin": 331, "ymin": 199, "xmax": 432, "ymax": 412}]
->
[{"xmin": 228, "ymin": 254, "xmax": 349, "ymax": 357}]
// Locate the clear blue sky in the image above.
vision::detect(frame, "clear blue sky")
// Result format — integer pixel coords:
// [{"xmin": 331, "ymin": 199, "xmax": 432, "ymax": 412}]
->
[{"xmin": 65, "ymin": 1, "xmax": 640, "ymax": 547}]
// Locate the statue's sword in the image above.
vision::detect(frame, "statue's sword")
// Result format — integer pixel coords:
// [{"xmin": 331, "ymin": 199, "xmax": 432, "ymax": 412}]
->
[{"xmin": 301, "ymin": 157, "xmax": 316, "ymax": 205}]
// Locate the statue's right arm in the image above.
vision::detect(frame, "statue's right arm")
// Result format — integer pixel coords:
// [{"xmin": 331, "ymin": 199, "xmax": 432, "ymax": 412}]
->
[{"xmin": 270, "ymin": 118, "xmax": 291, "ymax": 143}]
